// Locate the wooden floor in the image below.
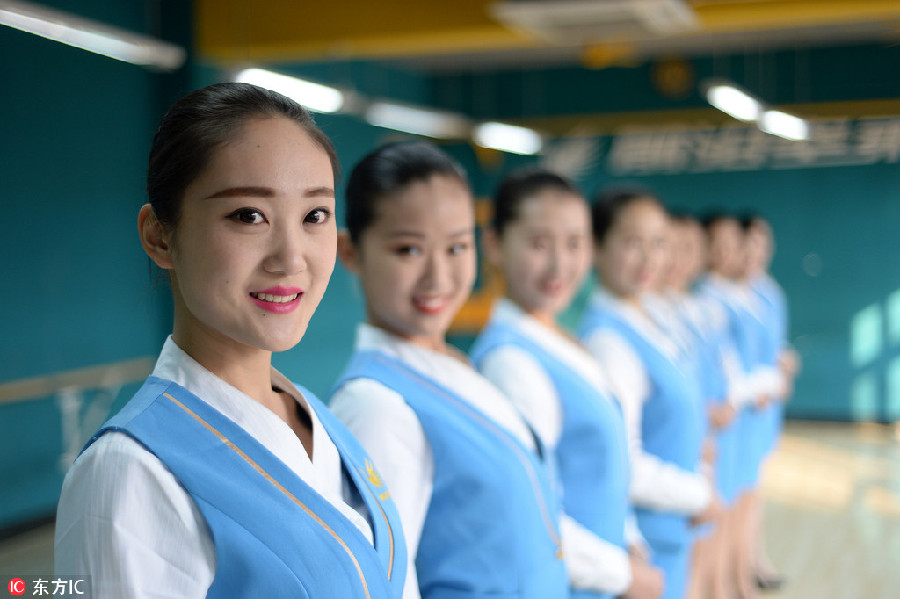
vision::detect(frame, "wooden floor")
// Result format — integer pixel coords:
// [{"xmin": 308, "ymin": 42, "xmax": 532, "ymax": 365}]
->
[
  {"xmin": 759, "ymin": 421, "xmax": 899, "ymax": 599},
  {"xmin": 1, "ymin": 421, "xmax": 898, "ymax": 596}
]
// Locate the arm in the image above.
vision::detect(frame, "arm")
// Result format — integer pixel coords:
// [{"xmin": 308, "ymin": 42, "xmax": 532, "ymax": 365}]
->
[
  {"xmin": 54, "ymin": 433, "xmax": 215, "ymax": 598},
  {"xmin": 583, "ymin": 330, "xmax": 712, "ymax": 515},
  {"xmin": 330, "ymin": 379, "xmax": 432, "ymax": 599},
  {"xmin": 559, "ymin": 514, "xmax": 632, "ymax": 595}
]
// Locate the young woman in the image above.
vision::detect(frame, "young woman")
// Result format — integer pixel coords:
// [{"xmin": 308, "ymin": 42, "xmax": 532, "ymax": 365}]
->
[
  {"xmin": 329, "ymin": 143, "xmax": 569, "ymax": 599},
  {"xmin": 54, "ymin": 83, "xmax": 405, "ymax": 598},
  {"xmin": 698, "ymin": 214, "xmax": 779, "ymax": 599},
  {"xmin": 469, "ymin": 168, "xmax": 663, "ymax": 599},
  {"xmin": 661, "ymin": 215, "xmax": 742, "ymax": 599},
  {"xmin": 741, "ymin": 214, "xmax": 795, "ymax": 591},
  {"xmin": 577, "ymin": 189, "xmax": 721, "ymax": 599}
]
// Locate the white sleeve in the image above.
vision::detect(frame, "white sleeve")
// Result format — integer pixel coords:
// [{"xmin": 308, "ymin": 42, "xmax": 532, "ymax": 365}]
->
[
  {"xmin": 559, "ymin": 514, "xmax": 632, "ymax": 595},
  {"xmin": 721, "ymin": 345, "xmax": 757, "ymax": 408},
  {"xmin": 583, "ymin": 330, "xmax": 712, "ymax": 515},
  {"xmin": 624, "ymin": 511, "xmax": 647, "ymax": 549},
  {"xmin": 54, "ymin": 432, "xmax": 215, "ymax": 598},
  {"xmin": 478, "ymin": 346, "xmax": 563, "ymax": 448},
  {"xmin": 749, "ymin": 365, "xmax": 786, "ymax": 398},
  {"xmin": 329, "ymin": 379, "xmax": 432, "ymax": 599}
]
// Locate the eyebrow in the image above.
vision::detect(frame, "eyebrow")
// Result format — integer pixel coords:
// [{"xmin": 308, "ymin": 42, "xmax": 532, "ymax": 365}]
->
[
  {"xmin": 205, "ymin": 186, "xmax": 335, "ymax": 200},
  {"xmin": 387, "ymin": 227, "xmax": 474, "ymax": 239}
]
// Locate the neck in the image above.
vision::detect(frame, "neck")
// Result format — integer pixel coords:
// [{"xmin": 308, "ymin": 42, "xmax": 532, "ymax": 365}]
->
[
  {"xmin": 367, "ymin": 317, "xmax": 450, "ymax": 355},
  {"xmin": 605, "ymin": 287, "xmax": 644, "ymax": 312},
  {"xmin": 509, "ymin": 297, "xmax": 557, "ymax": 329},
  {"xmin": 172, "ymin": 323, "xmax": 274, "ymax": 407}
]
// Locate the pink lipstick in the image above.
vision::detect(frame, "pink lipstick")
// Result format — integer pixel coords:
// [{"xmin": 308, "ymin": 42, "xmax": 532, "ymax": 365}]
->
[{"xmin": 250, "ymin": 286, "xmax": 304, "ymax": 314}]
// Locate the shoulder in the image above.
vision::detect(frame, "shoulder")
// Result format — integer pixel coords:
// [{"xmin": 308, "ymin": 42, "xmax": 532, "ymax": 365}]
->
[
  {"xmin": 61, "ymin": 431, "xmax": 198, "ymax": 522},
  {"xmin": 55, "ymin": 431, "xmax": 214, "ymax": 591},
  {"xmin": 583, "ymin": 328, "xmax": 640, "ymax": 363},
  {"xmin": 329, "ymin": 378, "xmax": 423, "ymax": 440}
]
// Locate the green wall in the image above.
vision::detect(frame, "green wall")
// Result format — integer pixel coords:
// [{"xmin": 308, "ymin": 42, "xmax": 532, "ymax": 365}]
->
[
  {"xmin": 0, "ymin": 1, "xmax": 187, "ymax": 530},
  {"xmin": 2, "ymin": 3, "xmax": 899, "ymax": 532}
]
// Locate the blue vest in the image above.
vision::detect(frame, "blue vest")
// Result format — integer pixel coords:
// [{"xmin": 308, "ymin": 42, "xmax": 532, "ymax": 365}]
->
[
  {"xmin": 698, "ymin": 280, "xmax": 767, "ymax": 488},
  {"xmin": 333, "ymin": 350, "xmax": 569, "ymax": 599},
  {"xmin": 470, "ymin": 323, "xmax": 629, "ymax": 547},
  {"xmin": 750, "ymin": 277, "xmax": 786, "ymax": 451},
  {"xmin": 676, "ymin": 297, "xmax": 741, "ymax": 504},
  {"xmin": 578, "ymin": 307, "xmax": 704, "ymax": 548},
  {"xmin": 85, "ymin": 376, "xmax": 405, "ymax": 599},
  {"xmin": 471, "ymin": 323, "xmax": 629, "ymax": 599}
]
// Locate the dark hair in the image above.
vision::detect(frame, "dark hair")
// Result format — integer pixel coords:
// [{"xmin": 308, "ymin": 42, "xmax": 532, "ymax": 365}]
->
[
  {"xmin": 492, "ymin": 167, "xmax": 583, "ymax": 236},
  {"xmin": 700, "ymin": 211, "xmax": 738, "ymax": 231},
  {"xmin": 590, "ymin": 186, "xmax": 661, "ymax": 244},
  {"xmin": 738, "ymin": 211, "xmax": 771, "ymax": 232},
  {"xmin": 147, "ymin": 82, "xmax": 339, "ymax": 231},
  {"xmin": 667, "ymin": 210, "xmax": 697, "ymax": 224},
  {"xmin": 344, "ymin": 141, "xmax": 468, "ymax": 244}
]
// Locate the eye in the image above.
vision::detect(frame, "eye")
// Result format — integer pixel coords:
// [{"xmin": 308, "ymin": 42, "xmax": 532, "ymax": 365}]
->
[
  {"xmin": 305, "ymin": 207, "xmax": 332, "ymax": 225},
  {"xmin": 227, "ymin": 208, "xmax": 266, "ymax": 225},
  {"xmin": 530, "ymin": 237, "xmax": 549, "ymax": 250},
  {"xmin": 394, "ymin": 245, "xmax": 422, "ymax": 257},
  {"xmin": 448, "ymin": 241, "xmax": 470, "ymax": 255},
  {"xmin": 567, "ymin": 237, "xmax": 583, "ymax": 251}
]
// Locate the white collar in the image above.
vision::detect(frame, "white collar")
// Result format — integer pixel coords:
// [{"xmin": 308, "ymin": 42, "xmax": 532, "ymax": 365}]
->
[
  {"xmin": 354, "ymin": 323, "xmax": 535, "ymax": 448},
  {"xmin": 588, "ymin": 287, "xmax": 683, "ymax": 363},
  {"xmin": 491, "ymin": 298, "xmax": 610, "ymax": 392}
]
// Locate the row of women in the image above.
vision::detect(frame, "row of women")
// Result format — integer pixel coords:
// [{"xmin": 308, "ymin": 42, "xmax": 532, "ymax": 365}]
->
[{"xmin": 53, "ymin": 82, "xmax": 797, "ymax": 598}]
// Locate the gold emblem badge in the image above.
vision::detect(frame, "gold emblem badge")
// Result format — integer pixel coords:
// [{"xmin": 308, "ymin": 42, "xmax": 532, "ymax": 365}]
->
[{"xmin": 363, "ymin": 459, "xmax": 391, "ymax": 501}]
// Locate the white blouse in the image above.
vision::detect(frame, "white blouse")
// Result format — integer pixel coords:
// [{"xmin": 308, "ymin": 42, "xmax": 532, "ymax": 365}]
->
[
  {"xmin": 330, "ymin": 323, "xmax": 628, "ymax": 598},
  {"xmin": 54, "ymin": 337, "xmax": 372, "ymax": 598},
  {"xmin": 581, "ymin": 289, "xmax": 712, "ymax": 515},
  {"xmin": 478, "ymin": 299, "xmax": 632, "ymax": 595}
]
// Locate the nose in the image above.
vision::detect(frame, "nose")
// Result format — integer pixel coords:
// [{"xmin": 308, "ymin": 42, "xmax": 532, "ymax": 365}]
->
[
  {"xmin": 420, "ymin": 248, "xmax": 449, "ymax": 291},
  {"xmin": 263, "ymin": 224, "xmax": 307, "ymax": 275},
  {"xmin": 547, "ymin": 241, "xmax": 563, "ymax": 276}
]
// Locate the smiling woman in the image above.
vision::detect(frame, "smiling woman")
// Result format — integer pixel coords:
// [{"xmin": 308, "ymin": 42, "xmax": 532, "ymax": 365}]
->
[
  {"xmin": 53, "ymin": 83, "xmax": 406, "ymax": 599},
  {"xmin": 329, "ymin": 142, "xmax": 570, "ymax": 599}
]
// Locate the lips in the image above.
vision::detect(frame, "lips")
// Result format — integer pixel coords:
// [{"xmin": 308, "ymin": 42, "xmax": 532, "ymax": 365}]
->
[
  {"xmin": 250, "ymin": 286, "xmax": 304, "ymax": 314},
  {"xmin": 412, "ymin": 295, "xmax": 449, "ymax": 315},
  {"xmin": 541, "ymin": 280, "xmax": 565, "ymax": 295}
]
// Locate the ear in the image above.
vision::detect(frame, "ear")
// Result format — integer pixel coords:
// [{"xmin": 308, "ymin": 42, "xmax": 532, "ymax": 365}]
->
[
  {"xmin": 138, "ymin": 204, "xmax": 174, "ymax": 270},
  {"xmin": 481, "ymin": 227, "xmax": 504, "ymax": 270},
  {"xmin": 336, "ymin": 229, "xmax": 361, "ymax": 274}
]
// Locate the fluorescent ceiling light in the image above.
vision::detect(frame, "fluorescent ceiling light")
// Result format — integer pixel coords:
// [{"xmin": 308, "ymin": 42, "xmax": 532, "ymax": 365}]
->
[
  {"xmin": 365, "ymin": 102, "xmax": 470, "ymax": 139},
  {"xmin": 760, "ymin": 110, "xmax": 809, "ymax": 141},
  {"xmin": 0, "ymin": 0, "xmax": 184, "ymax": 71},
  {"xmin": 706, "ymin": 84, "xmax": 760, "ymax": 122},
  {"xmin": 235, "ymin": 68, "xmax": 344, "ymax": 113},
  {"xmin": 473, "ymin": 121, "xmax": 542, "ymax": 155}
]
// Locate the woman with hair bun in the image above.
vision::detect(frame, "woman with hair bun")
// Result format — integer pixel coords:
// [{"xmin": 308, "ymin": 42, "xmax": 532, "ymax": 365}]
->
[
  {"xmin": 330, "ymin": 142, "xmax": 569, "ymax": 599},
  {"xmin": 55, "ymin": 83, "xmax": 405, "ymax": 599}
]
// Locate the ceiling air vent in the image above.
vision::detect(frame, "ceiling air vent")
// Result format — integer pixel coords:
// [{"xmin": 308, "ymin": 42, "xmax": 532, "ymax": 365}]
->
[{"xmin": 491, "ymin": 0, "xmax": 698, "ymax": 44}]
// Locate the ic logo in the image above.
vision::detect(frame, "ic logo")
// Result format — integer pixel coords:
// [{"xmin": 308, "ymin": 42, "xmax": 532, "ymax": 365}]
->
[{"xmin": 7, "ymin": 578, "xmax": 25, "ymax": 595}]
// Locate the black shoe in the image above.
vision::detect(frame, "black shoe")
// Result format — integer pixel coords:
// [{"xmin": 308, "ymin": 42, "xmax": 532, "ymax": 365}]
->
[{"xmin": 755, "ymin": 574, "xmax": 785, "ymax": 592}]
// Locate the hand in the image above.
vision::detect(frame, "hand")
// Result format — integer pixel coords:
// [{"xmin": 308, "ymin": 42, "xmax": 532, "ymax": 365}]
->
[
  {"xmin": 708, "ymin": 402, "xmax": 736, "ymax": 428},
  {"xmin": 628, "ymin": 542, "xmax": 650, "ymax": 562},
  {"xmin": 691, "ymin": 494, "xmax": 724, "ymax": 527},
  {"xmin": 621, "ymin": 555, "xmax": 665, "ymax": 599},
  {"xmin": 701, "ymin": 439, "xmax": 717, "ymax": 465},
  {"xmin": 779, "ymin": 348, "xmax": 800, "ymax": 376},
  {"xmin": 756, "ymin": 394, "xmax": 771, "ymax": 409}
]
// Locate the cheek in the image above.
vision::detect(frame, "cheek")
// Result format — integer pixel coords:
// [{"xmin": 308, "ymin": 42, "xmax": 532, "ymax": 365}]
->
[
  {"xmin": 455, "ymin": 253, "xmax": 477, "ymax": 293},
  {"xmin": 511, "ymin": 250, "xmax": 545, "ymax": 282}
]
